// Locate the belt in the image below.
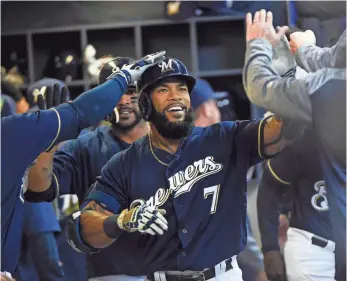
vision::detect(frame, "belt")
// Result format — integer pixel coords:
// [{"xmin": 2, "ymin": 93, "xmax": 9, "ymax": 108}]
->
[
  {"xmin": 148, "ymin": 257, "xmax": 234, "ymax": 281},
  {"xmin": 311, "ymin": 235, "xmax": 329, "ymax": 248}
]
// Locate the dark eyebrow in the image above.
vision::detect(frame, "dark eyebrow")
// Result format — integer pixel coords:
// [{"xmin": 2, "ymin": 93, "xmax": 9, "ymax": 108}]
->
[
  {"xmin": 154, "ymin": 82, "xmax": 188, "ymax": 91},
  {"xmin": 157, "ymin": 82, "xmax": 187, "ymax": 88}
]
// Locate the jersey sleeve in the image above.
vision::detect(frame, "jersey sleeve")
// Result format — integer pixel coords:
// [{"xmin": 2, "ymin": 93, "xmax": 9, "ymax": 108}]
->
[
  {"xmin": 266, "ymin": 144, "xmax": 298, "ymax": 185},
  {"xmin": 2, "ymin": 110, "xmax": 64, "ymax": 175},
  {"xmin": 2, "ymin": 77, "xmax": 128, "ymax": 182},
  {"xmin": 295, "ymin": 30, "xmax": 346, "ymax": 72},
  {"xmin": 81, "ymin": 151, "xmax": 130, "ymax": 214},
  {"xmin": 257, "ymin": 158, "xmax": 293, "ymax": 253},
  {"xmin": 52, "ymin": 139, "xmax": 85, "ymax": 198},
  {"xmin": 220, "ymin": 119, "xmax": 271, "ymax": 167}
]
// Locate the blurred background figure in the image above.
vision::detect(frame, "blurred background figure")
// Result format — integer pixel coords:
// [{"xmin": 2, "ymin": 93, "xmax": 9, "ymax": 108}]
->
[
  {"xmin": 1, "ymin": 94, "xmax": 17, "ymax": 117},
  {"xmin": 1, "ymin": 80, "xmax": 29, "ymax": 114},
  {"xmin": 190, "ymin": 78, "xmax": 221, "ymax": 127},
  {"xmin": 287, "ymin": 0, "xmax": 346, "ymax": 46}
]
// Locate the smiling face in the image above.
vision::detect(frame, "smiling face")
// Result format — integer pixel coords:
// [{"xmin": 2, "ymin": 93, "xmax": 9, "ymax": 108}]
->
[
  {"xmin": 149, "ymin": 77, "xmax": 194, "ymax": 139},
  {"xmin": 110, "ymin": 86, "xmax": 142, "ymax": 131}
]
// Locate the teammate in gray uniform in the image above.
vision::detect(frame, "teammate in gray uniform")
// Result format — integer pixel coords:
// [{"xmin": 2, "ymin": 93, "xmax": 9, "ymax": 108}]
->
[
  {"xmin": 258, "ymin": 128, "xmax": 334, "ymax": 281},
  {"xmin": 243, "ymin": 10, "xmax": 346, "ymax": 281}
]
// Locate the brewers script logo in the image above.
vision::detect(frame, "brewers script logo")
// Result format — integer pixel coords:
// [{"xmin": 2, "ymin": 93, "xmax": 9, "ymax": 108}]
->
[
  {"xmin": 311, "ymin": 180, "xmax": 329, "ymax": 211},
  {"xmin": 131, "ymin": 156, "xmax": 223, "ymax": 209}
]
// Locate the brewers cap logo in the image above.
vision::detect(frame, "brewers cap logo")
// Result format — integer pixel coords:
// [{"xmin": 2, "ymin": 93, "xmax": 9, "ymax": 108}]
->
[{"xmin": 158, "ymin": 59, "xmax": 178, "ymax": 74}]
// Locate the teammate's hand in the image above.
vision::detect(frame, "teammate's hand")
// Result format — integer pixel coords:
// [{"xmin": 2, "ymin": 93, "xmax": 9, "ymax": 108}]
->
[
  {"xmin": 272, "ymin": 30, "xmax": 297, "ymax": 77},
  {"xmin": 0, "ymin": 272, "xmax": 16, "ymax": 281},
  {"xmin": 117, "ymin": 204, "xmax": 168, "ymax": 235},
  {"xmin": 289, "ymin": 30, "xmax": 316, "ymax": 54},
  {"xmin": 35, "ymin": 83, "xmax": 69, "ymax": 110},
  {"xmin": 246, "ymin": 10, "xmax": 288, "ymax": 47},
  {"xmin": 263, "ymin": 250, "xmax": 287, "ymax": 281},
  {"xmin": 35, "ymin": 83, "xmax": 69, "ymax": 152},
  {"xmin": 107, "ymin": 51, "xmax": 166, "ymax": 85}
]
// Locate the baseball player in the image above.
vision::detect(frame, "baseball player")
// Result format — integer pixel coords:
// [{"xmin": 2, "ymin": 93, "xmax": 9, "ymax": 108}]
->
[
  {"xmin": 69, "ymin": 56, "xmax": 303, "ymax": 281},
  {"xmin": 1, "ymin": 51, "xmax": 166, "ymax": 274},
  {"xmin": 27, "ymin": 57, "xmax": 150, "ymax": 281},
  {"xmin": 243, "ymin": 10, "xmax": 345, "ymax": 280},
  {"xmin": 258, "ymin": 128, "xmax": 334, "ymax": 281}
]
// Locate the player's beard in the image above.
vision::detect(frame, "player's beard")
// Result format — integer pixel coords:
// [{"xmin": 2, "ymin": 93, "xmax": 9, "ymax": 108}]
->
[
  {"xmin": 110, "ymin": 109, "xmax": 143, "ymax": 132},
  {"xmin": 151, "ymin": 107, "xmax": 194, "ymax": 139}
]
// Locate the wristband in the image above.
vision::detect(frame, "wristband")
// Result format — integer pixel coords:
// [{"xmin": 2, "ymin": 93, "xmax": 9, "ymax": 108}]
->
[{"xmin": 103, "ymin": 215, "xmax": 124, "ymax": 239}]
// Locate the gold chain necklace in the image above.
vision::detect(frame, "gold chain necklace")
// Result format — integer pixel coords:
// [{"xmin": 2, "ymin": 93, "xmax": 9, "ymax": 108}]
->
[{"xmin": 148, "ymin": 131, "xmax": 169, "ymax": 166}]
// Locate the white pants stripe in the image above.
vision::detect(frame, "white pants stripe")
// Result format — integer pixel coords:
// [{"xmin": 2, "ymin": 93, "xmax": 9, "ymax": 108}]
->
[{"xmin": 284, "ymin": 227, "xmax": 336, "ymax": 281}]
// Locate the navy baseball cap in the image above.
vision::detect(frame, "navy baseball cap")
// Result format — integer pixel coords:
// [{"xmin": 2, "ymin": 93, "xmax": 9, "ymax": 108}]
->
[
  {"xmin": 190, "ymin": 79, "xmax": 215, "ymax": 110},
  {"xmin": 137, "ymin": 57, "xmax": 196, "ymax": 95}
]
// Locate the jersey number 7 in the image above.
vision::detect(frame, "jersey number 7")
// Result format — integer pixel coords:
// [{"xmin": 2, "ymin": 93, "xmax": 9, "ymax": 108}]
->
[{"xmin": 204, "ymin": 185, "xmax": 220, "ymax": 214}]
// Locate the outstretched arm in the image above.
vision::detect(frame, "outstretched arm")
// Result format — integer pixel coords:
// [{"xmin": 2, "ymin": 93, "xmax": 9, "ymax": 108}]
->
[
  {"xmin": 243, "ymin": 11, "xmax": 345, "ymax": 125},
  {"xmin": 291, "ymin": 30, "xmax": 346, "ymax": 72}
]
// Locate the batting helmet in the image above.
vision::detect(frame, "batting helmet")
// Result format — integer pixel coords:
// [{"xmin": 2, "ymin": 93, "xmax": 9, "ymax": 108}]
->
[
  {"xmin": 98, "ymin": 57, "xmax": 136, "ymax": 123},
  {"xmin": 137, "ymin": 57, "xmax": 196, "ymax": 121},
  {"xmin": 98, "ymin": 57, "xmax": 135, "ymax": 85}
]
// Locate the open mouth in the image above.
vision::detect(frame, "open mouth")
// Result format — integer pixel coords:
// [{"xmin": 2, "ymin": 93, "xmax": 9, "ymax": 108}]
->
[
  {"xmin": 165, "ymin": 104, "xmax": 186, "ymax": 113},
  {"xmin": 118, "ymin": 108, "xmax": 134, "ymax": 117}
]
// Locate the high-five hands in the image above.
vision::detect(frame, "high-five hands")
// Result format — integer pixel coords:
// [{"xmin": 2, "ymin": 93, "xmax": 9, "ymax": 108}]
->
[
  {"xmin": 117, "ymin": 203, "xmax": 168, "ymax": 235},
  {"xmin": 246, "ymin": 10, "xmax": 288, "ymax": 47},
  {"xmin": 246, "ymin": 10, "xmax": 297, "ymax": 77},
  {"xmin": 107, "ymin": 51, "xmax": 166, "ymax": 85}
]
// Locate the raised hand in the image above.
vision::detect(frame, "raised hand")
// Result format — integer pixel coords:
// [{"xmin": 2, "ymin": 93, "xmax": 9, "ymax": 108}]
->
[
  {"xmin": 246, "ymin": 10, "xmax": 288, "ymax": 47},
  {"xmin": 107, "ymin": 51, "xmax": 166, "ymax": 84},
  {"xmin": 35, "ymin": 83, "xmax": 69, "ymax": 110}
]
